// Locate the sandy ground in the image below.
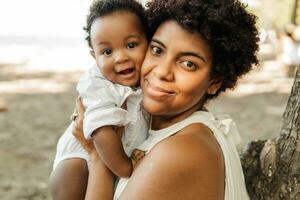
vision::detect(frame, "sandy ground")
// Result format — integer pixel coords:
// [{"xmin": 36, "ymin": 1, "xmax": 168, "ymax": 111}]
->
[{"xmin": 0, "ymin": 39, "xmax": 295, "ymax": 199}]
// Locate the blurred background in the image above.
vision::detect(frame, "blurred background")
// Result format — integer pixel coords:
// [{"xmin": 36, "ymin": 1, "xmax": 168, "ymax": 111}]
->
[{"xmin": 0, "ymin": 0, "xmax": 298, "ymax": 199}]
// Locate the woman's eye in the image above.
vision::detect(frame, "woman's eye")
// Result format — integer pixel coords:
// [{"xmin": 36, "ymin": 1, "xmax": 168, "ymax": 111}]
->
[
  {"xmin": 151, "ymin": 46, "xmax": 163, "ymax": 55},
  {"xmin": 103, "ymin": 48, "xmax": 112, "ymax": 56},
  {"xmin": 127, "ymin": 42, "xmax": 138, "ymax": 49},
  {"xmin": 181, "ymin": 61, "xmax": 198, "ymax": 70}
]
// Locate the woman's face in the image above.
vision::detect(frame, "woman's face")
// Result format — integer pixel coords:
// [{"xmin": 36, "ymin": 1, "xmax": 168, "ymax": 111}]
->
[{"xmin": 141, "ymin": 20, "xmax": 220, "ymax": 117}]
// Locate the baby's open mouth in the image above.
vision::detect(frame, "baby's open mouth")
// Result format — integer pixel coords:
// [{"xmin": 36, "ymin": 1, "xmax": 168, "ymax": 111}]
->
[{"xmin": 118, "ymin": 68, "xmax": 135, "ymax": 75}]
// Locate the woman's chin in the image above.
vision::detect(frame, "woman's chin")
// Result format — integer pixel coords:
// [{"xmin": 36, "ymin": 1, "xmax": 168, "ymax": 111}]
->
[{"xmin": 142, "ymin": 100, "xmax": 166, "ymax": 116}]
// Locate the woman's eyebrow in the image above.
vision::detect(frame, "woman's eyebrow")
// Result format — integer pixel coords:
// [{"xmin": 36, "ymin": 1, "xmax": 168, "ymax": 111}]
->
[
  {"xmin": 151, "ymin": 38, "xmax": 207, "ymax": 62},
  {"xmin": 151, "ymin": 38, "xmax": 166, "ymax": 48},
  {"xmin": 179, "ymin": 52, "xmax": 207, "ymax": 62}
]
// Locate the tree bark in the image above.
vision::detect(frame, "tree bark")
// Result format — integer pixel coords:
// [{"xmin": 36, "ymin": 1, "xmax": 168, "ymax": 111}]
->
[
  {"xmin": 292, "ymin": 0, "xmax": 300, "ymax": 25},
  {"xmin": 241, "ymin": 66, "xmax": 300, "ymax": 199}
]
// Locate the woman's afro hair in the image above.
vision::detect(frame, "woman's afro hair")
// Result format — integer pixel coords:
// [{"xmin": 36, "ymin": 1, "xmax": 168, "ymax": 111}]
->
[
  {"xmin": 146, "ymin": 0, "xmax": 260, "ymax": 100},
  {"xmin": 84, "ymin": 0, "xmax": 150, "ymax": 48}
]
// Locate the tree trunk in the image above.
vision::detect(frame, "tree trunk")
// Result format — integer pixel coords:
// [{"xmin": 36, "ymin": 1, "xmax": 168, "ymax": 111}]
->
[
  {"xmin": 241, "ymin": 66, "xmax": 300, "ymax": 199},
  {"xmin": 292, "ymin": 0, "xmax": 300, "ymax": 25}
]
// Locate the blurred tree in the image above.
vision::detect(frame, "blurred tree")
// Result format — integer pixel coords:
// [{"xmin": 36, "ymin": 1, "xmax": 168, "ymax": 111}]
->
[
  {"xmin": 241, "ymin": 66, "xmax": 300, "ymax": 199},
  {"xmin": 248, "ymin": 0, "xmax": 294, "ymax": 29},
  {"xmin": 292, "ymin": 0, "xmax": 300, "ymax": 24}
]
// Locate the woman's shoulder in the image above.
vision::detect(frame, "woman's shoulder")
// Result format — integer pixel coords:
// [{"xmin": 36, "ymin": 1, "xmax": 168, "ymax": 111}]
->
[
  {"xmin": 150, "ymin": 123, "xmax": 224, "ymax": 169},
  {"xmin": 127, "ymin": 123, "xmax": 225, "ymax": 199}
]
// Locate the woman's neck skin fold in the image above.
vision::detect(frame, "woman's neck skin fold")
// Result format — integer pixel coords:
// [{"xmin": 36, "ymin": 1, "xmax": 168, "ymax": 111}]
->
[{"xmin": 151, "ymin": 98, "xmax": 206, "ymax": 130}]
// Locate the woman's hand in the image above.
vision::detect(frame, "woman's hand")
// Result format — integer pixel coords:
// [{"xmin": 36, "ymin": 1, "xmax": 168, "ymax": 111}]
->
[{"xmin": 72, "ymin": 97, "xmax": 96, "ymax": 156}]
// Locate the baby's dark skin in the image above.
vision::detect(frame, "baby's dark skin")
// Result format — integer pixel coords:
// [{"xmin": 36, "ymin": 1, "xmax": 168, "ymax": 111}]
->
[{"xmin": 72, "ymin": 97, "xmax": 146, "ymax": 173}]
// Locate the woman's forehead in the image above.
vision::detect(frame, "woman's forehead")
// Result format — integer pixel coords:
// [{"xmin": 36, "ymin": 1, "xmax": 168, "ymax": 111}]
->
[{"xmin": 153, "ymin": 20, "xmax": 212, "ymax": 60}]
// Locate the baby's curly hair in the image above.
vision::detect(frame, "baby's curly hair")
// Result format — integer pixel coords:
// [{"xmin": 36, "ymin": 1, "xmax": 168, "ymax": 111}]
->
[
  {"xmin": 146, "ymin": 0, "xmax": 260, "ymax": 100},
  {"xmin": 84, "ymin": 0, "xmax": 150, "ymax": 49}
]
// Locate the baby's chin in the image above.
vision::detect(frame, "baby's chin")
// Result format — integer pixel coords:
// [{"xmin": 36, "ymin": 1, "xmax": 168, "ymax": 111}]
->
[
  {"xmin": 114, "ymin": 71, "xmax": 140, "ymax": 87},
  {"xmin": 119, "ymin": 80, "xmax": 139, "ymax": 88},
  {"xmin": 117, "ymin": 77, "xmax": 140, "ymax": 88}
]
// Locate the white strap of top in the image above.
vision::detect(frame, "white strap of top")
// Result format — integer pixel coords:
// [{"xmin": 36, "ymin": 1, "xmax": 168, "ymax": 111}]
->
[{"xmin": 141, "ymin": 111, "xmax": 242, "ymax": 153}]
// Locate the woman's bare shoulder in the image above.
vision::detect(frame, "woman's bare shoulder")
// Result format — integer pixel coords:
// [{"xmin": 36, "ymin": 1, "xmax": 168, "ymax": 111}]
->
[
  {"xmin": 150, "ymin": 122, "xmax": 224, "ymax": 170},
  {"xmin": 120, "ymin": 123, "xmax": 224, "ymax": 200}
]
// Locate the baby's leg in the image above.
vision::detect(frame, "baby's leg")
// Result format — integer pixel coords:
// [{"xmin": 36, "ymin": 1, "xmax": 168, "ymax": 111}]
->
[
  {"xmin": 50, "ymin": 158, "xmax": 88, "ymax": 200},
  {"xmin": 50, "ymin": 123, "xmax": 90, "ymax": 200}
]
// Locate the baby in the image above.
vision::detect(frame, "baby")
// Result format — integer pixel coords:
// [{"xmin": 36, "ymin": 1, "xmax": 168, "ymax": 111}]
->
[{"xmin": 51, "ymin": 0, "xmax": 150, "ymax": 198}]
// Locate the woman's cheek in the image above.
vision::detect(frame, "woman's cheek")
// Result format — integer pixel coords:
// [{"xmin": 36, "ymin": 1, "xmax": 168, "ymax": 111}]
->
[{"xmin": 141, "ymin": 57, "xmax": 153, "ymax": 77}]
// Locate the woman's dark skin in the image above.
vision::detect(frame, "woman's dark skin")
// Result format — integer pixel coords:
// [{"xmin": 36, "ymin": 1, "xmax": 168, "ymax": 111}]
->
[{"xmin": 73, "ymin": 21, "xmax": 225, "ymax": 200}]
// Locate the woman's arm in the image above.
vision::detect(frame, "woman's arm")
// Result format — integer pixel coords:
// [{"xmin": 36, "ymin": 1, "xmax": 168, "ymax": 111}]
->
[
  {"xmin": 85, "ymin": 151, "xmax": 115, "ymax": 200},
  {"xmin": 120, "ymin": 124, "xmax": 225, "ymax": 200},
  {"xmin": 72, "ymin": 97, "xmax": 115, "ymax": 200}
]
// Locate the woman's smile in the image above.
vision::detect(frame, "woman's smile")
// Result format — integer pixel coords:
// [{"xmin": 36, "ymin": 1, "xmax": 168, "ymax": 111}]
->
[
  {"xmin": 141, "ymin": 20, "xmax": 215, "ymax": 117},
  {"xmin": 144, "ymin": 78, "xmax": 175, "ymax": 100}
]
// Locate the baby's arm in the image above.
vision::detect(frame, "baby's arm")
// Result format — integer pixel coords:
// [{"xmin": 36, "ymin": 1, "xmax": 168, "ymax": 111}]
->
[{"xmin": 92, "ymin": 126, "xmax": 133, "ymax": 178}]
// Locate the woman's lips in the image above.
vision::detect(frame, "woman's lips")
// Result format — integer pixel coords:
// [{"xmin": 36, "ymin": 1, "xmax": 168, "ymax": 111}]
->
[{"xmin": 145, "ymin": 80, "xmax": 175, "ymax": 99}]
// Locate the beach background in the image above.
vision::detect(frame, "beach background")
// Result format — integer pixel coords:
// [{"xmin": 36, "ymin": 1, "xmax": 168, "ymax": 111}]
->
[{"xmin": 0, "ymin": 0, "xmax": 298, "ymax": 199}]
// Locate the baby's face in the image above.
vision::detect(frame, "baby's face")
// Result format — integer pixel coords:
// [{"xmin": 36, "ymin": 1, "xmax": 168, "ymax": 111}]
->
[{"xmin": 90, "ymin": 11, "xmax": 148, "ymax": 87}]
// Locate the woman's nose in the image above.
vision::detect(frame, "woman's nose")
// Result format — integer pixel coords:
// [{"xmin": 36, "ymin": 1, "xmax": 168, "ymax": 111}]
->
[
  {"xmin": 114, "ymin": 50, "xmax": 130, "ymax": 64},
  {"xmin": 153, "ymin": 58, "xmax": 174, "ymax": 81}
]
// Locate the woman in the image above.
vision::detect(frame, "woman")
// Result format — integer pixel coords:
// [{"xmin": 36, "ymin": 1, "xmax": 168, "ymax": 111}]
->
[{"xmin": 72, "ymin": 0, "xmax": 259, "ymax": 199}]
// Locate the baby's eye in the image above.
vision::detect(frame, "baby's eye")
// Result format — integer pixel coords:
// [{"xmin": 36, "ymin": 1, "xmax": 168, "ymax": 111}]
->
[
  {"xmin": 181, "ymin": 61, "xmax": 198, "ymax": 70},
  {"xmin": 102, "ymin": 48, "xmax": 112, "ymax": 56},
  {"xmin": 151, "ymin": 46, "xmax": 163, "ymax": 56},
  {"xmin": 127, "ymin": 42, "xmax": 138, "ymax": 49}
]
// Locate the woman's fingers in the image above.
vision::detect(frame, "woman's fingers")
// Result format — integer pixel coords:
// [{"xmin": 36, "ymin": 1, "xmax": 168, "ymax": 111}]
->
[
  {"xmin": 76, "ymin": 96, "xmax": 85, "ymax": 117},
  {"xmin": 72, "ymin": 96, "xmax": 96, "ymax": 154},
  {"xmin": 72, "ymin": 121, "xmax": 82, "ymax": 138},
  {"xmin": 73, "ymin": 96, "xmax": 84, "ymax": 133},
  {"xmin": 72, "ymin": 96, "xmax": 84, "ymax": 140},
  {"xmin": 72, "ymin": 115, "xmax": 94, "ymax": 154}
]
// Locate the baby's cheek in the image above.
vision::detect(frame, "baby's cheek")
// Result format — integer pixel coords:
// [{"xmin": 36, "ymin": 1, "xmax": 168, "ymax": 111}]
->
[
  {"xmin": 95, "ymin": 58, "xmax": 106, "ymax": 70},
  {"xmin": 136, "ymin": 54, "xmax": 146, "ymax": 68}
]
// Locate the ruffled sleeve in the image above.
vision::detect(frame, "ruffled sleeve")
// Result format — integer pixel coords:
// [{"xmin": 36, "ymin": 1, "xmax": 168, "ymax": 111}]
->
[{"xmin": 76, "ymin": 66, "xmax": 134, "ymax": 139}]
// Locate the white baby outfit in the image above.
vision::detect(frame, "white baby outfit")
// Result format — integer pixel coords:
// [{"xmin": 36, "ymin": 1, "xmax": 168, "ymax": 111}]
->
[
  {"xmin": 53, "ymin": 65, "xmax": 149, "ymax": 169},
  {"xmin": 113, "ymin": 111, "xmax": 249, "ymax": 200}
]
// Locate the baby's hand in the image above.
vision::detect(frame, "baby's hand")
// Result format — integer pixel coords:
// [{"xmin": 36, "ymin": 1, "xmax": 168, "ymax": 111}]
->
[{"xmin": 131, "ymin": 149, "xmax": 146, "ymax": 169}]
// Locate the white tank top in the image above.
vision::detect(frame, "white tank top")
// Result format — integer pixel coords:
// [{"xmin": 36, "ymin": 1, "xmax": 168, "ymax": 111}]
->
[{"xmin": 114, "ymin": 111, "xmax": 249, "ymax": 200}]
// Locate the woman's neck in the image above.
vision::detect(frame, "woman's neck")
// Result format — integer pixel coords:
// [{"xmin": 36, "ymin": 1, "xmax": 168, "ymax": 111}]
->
[{"xmin": 151, "ymin": 102, "xmax": 206, "ymax": 130}]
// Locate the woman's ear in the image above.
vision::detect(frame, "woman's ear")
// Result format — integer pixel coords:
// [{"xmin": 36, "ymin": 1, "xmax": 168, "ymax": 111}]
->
[
  {"xmin": 207, "ymin": 78, "xmax": 223, "ymax": 95},
  {"xmin": 89, "ymin": 49, "xmax": 95, "ymax": 58}
]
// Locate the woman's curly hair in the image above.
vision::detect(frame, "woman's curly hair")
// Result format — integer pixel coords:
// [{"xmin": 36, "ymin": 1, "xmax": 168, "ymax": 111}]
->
[
  {"xmin": 146, "ymin": 0, "xmax": 260, "ymax": 100},
  {"xmin": 84, "ymin": 0, "xmax": 150, "ymax": 49}
]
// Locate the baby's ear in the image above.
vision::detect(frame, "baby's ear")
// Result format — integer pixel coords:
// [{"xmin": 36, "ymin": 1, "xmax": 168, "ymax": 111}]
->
[
  {"xmin": 89, "ymin": 49, "xmax": 95, "ymax": 58},
  {"xmin": 207, "ymin": 78, "xmax": 223, "ymax": 95}
]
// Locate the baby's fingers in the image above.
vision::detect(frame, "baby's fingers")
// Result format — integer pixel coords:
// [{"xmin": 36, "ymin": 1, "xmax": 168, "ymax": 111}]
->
[{"xmin": 132, "ymin": 149, "xmax": 146, "ymax": 162}]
